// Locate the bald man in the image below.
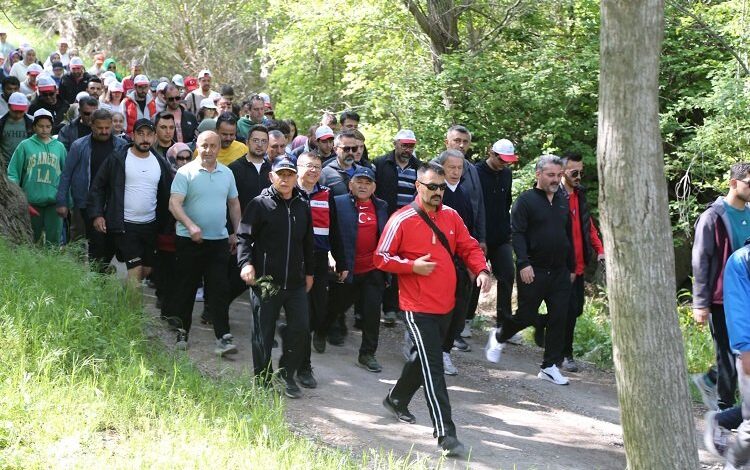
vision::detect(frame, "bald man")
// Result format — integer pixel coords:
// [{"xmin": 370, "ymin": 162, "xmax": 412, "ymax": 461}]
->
[{"xmin": 169, "ymin": 130, "xmax": 242, "ymax": 355}]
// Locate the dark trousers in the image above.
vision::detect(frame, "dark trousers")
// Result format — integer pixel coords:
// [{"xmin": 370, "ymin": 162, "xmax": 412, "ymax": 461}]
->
[
  {"xmin": 392, "ymin": 311, "xmax": 456, "ymax": 438},
  {"xmin": 710, "ymin": 303, "xmax": 738, "ymax": 409},
  {"xmin": 499, "ymin": 267, "xmax": 571, "ymax": 368},
  {"xmin": 154, "ymin": 249, "xmax": 177, "ymax": 316},
  {"xmin": 382, "ymin": 274, "xmax": 399, "ymax": 313},
  {"xmin": 302, "ymin": 251, "xmax": 331, "ymax": 370},
  {"xmin": 562, "ymin": 274, "xmax": 585, "ymax": 358},
  {"xmin": 204, "ymin": 254, "xmax": 248, "ymax": 319},
  {"xmin": 466, "ymin": 242, "xmax": 514, "ymax": 325},
  {"xmin": 445, "ymin": 272, "xmax": 472, "ymax": 351},
  {"xmin": 327, "ymin": 270, "xmax": 385, "ymax": 355},
  {"xmin": 251, "ymin": 285, "xmax": 308, "ymax": 378},
  {"xmin": 80, "ymin": 208, "xmax": 116, "ymax": 272},
  {"xmin": 173, "ymin": 237, "xmax": 231, "ymax": 339}
]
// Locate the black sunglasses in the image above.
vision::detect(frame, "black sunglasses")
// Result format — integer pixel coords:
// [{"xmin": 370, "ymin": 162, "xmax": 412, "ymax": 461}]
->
[
  {"xmin": 166, "ymin": 96, "xmax": 180, "ymax": 102},
  {"xmin": 338, "ymin": 145, "xmax": 359, "ymax": 153},
  {"xmin": 41, "ymin": 92, "xmax": 56, "ymax": 97},
  {"xmin": 569, "ymin": 170, "xmax": 584, "ymax": 178},
  {"xmin": 175, "ymin": 156, "xmax": 192, "ymax": 162},
  {"xmin": 418, "ymin": 181, "xmax": 448, "ymax": 191}
]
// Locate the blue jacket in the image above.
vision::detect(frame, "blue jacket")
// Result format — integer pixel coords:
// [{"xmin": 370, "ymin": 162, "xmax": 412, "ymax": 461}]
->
[
  {"xmin": 724, "ymin": 244, "xmax": 750, "ymax": 354},
  {"xmin": 56, "ymin": 134, "xmax": 128, "ymax": 209},
  {"xmin": 334, "ymin": 193, "xmax": 388, "ymax": 283}
]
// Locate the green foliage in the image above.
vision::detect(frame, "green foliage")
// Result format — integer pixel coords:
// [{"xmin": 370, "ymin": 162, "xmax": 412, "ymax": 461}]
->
[{"xmin": 0, "ymin": 241, "xmax": 424, "ymax": 468}]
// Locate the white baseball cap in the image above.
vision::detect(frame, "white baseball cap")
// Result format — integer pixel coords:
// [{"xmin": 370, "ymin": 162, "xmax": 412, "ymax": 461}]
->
[
  {"xmin": 75, "ymin": 91, "xmax": 90, "ymax": 102},
  {"xmin": 32, "ymin": 108, "xmax": 54, "ymax": 123},
  {"xmin": 108, "ymin": 81, "xmax": 124, "ymax": 93},
  {"xmin": 156, "ymin": 81, "xmax": 168, "ymax": 92},
  {"xmin": 315, "ymin": 125, "xmax": 334, "ymax": 141},
  {"xmin": 491, "ymin": 139, "xmax": 518, "ymax": 162},
  {"xmin": 394, "ymin": 129, "xmax": 417, "ymax": 144},
  {"xmin": 26, "ymin": 63, "xmax": 43, "ymax": 76},
  {"xmin": 37, "ymin": 74, "xmax": 57, "ymax": 92},
  {"xmin": 197, "ymin": 69, "xmax": 212, "ymax": 79},
  {"xmin": 69, "ymin": 57, "xmax": 84, "ymax": 69},
  {"xmin": 8, "ymin": 92, "xmax": 29, "ymax": 111},
  {"xmin": 172, "ymin": 74, "xmax": 185, "ymax": 87},
  {"xmin": 134, "ymin": 74, "xmax": 150, "ymax": 86},
  {"xmin": 199, "ymin": 98, "xmax": 217, "ymax": 109}
]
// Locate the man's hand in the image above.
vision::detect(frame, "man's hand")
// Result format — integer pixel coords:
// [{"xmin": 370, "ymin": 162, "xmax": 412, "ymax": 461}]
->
[
  {"xmin": 476, "ymin": 271, "xmax": 492, "ymax": 293},
  {"xmin": 570, "ymin": 272, "xmax": 577, "ymax": 283},
  {"xmin": 305, "ymin": 275, "xmax": 314, "ymax": 292},
  {"xmin": 228, "ymin": 234, "xmax": 237, "ymax": 254},
  {"xmin": 188, "ymin": 224, "xmax": 203, "ymax": 243},
  {"xmin": 479, "ymin": 242, "xmax": 488, "ymax": 255},
  {"xmin": 56, "ymin": 206, "xmax": 69, "ymax": 218},
  {"xmin": 337, "ymin": 270, "xmax": 349, "ymax": 283},
  {"xmin": 240, "ymin": 265, "xmax": 256, "ymax": 285},
  {"xmin": 519, "ymin": 266, "xmax": 534, "ymax": 284},
  {"xmin": 693, "ymin": 307, "xmax": 710, "ymax": 325},
  {"xmin": 741, "ymin": 351, "xmax": 750, "ymax": 376},
  {"xmin": 412, "ymin": 253, "xmax": 437, "ymax": 276},
  {"xmin": 597, "ymin": 254, "xmax": 605, "ymax": 262},
  {"xmin": 93, "ymin": 216, "xmax": 107, "ymax": 233}
]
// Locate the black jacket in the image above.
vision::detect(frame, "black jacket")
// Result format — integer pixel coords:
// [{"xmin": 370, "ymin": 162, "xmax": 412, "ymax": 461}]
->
[
  {"xmin": 476, "ymin": 160, "xmax": 513, "ymax": 246},
  {"xmin": 59, "ymin": 72, "xmax": 92, "ymax": 105},
  {"xmin": 87, "ymin": 144, "xmax": 174, "ymax": 234},
  {"xmin": 372, "ymin": 150, "xmax": 420, "ymax": 214},
  {"xmin": 562, "ymin": 184, "xmax": 596, "ymax": 265},
  {"xmin": 171, "ymin": 105, "xmax": 199, "ymax": 144},
  {"xmin": 237, "ymin": 186, "xmax": 315, "ymax": 290},
  {"xmin": 228, "ymin": 156, "xmax": 272, "ymax": 213},
  {"xmin": 319, "ymin": 158, "xmax": 357, "ymax": 196},
  {"xmin": 58, "ymin": 117, "xmax": 89, "ymax": 151},
  {"xmin": 334, "ymin": 193, "xmax": 388, "ymax": 283},
  {"xmin": 28, "ymin": 97, "xmax": 70, "ymax": 134},
  {"xmin": 511, "ymin": 187, "xmax": 574, "ymax": 271}
]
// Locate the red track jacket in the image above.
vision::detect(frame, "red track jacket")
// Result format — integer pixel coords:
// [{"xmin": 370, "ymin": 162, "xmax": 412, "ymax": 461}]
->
[{"xmin": 374, "ymin": 199, "xmax": 488, "ymax": 314}]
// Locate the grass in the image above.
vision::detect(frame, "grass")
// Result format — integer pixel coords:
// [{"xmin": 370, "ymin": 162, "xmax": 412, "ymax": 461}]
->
[
  {"xmin": 0, "ymin": 241, "xmax": 426, "ymax": 468},
  {"xmin": 0, "ymin": 19, "xmax": 59, "ymax": 61}
]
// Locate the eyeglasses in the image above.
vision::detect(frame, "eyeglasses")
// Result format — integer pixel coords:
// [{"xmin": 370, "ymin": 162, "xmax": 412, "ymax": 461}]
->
[
  {"xmin": 175, "ymin": 156, "xmax": 192, "ymax": 162},
  {"xmin": 250, "ymin": 138, "xmax": 268, "ymax": 145},
  {"xmin": 737, "ymin": 179, "xmax": 750, "ymax": 186},
  {"xmin": 569, "ymin": 170, "xmax": 584, "ymax": 178},
  {"xmin": 41, "ymin": 92, "xmax": 56, "ymax": 97},
  {"xmin": 298, "ymin": 163, "xmax": 322, "ymax": 171},
  {"xmin": 338, "ymin": 145, "xmax": 359, "ymax": 153},
  {"xmin": 418, "ymin": 181, "xmax": 448, "ymax": 191},
  {"xmin": 166, "ymin": 96, "xmax": 180, "ymax": 102}
]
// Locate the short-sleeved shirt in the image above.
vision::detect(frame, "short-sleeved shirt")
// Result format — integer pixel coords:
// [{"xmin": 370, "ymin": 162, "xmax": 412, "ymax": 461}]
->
[
  {"xmin": 1, "ymin": 118, "xmax": 27, "ymax": 168},
  {"xmin": 724, "ymin": 201, "xmax": 750, "ymax": 251},
  {"xmin": 171, "ymin": 159, "xmax": 238, "ymax": 240}
]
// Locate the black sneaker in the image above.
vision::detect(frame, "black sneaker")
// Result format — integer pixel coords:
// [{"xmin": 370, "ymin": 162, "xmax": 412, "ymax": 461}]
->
[
  {"xmin": 382, "ymin": 391, "xmax": 416, "ymax": 424},
  {"xmin": 284, "ymin": 377, "xmax": 302, "ymax": 399},
  {"xmin": 534, "ymin": 326, "xmax": 545, "ymax": 348},
  {"xmin": 452, "ymin": 337, "xmax": 471, "ymax": 352},
  {"xmin": 438, "ymin": 435, "xmax": 466, "ymax": 457},
  {"xmin": 382, "ymin": 311, "xmax": 397, "ymax": 327},
  {"xmin": 200, "ymin": 310, "xmax": 212, "ymax": 325},
  {"xmin": 357, "ymin": 354, "xmax": 382, "ymax": 373},
  {"xmin": 327, "ymin": 331, "xmax": 345, "ymax": 346},
  {"xmin": 175, "ymin": 328, "xmax": 188, "ymax": 350},
  {"xmin": 312, "ymin": 331, "xmax": 326, "ymax": 353},
  {"xmin": 297, "ymin": 367, "xmax": 318, "ymax": 389}
]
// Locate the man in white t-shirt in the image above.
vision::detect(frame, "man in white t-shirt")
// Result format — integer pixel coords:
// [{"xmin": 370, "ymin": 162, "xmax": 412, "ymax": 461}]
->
[{"xmin": 88, "ymin": 118, "xmax": 174, "ymax": 285}]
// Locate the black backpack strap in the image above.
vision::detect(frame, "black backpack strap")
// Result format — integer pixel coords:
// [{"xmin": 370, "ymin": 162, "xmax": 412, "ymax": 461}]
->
[{"xmin": 410, "ymin": 201, "xmax": 453, "ymax": 257}]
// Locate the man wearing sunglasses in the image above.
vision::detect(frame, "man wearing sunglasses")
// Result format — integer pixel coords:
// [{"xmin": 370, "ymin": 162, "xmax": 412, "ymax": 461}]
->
[
  {"xmin": 162, "ymin": 84, "xmax": 197, "ymax": 144},
  {"xmin": 319, "ymin": 129, "xmax": 360, "ymax": 196},
  {"xmin": 28, "ymin": 75, "xmax": 69, "ymax": 134},
  {"xmin": 376, "ymin": 162, "xmax": 490, "ymax": 457},
  {"xmin": 58, "ymin": 96, "xmax": 98, "ymax": 151}
]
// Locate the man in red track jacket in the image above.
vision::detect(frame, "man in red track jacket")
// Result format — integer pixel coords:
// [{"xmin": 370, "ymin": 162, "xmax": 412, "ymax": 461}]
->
[{"xmin": 374, "ymin": 162, "xmax": 490, "ymax": 457}]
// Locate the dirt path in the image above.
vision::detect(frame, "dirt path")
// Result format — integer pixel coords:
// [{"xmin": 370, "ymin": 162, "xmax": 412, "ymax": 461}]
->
[{"xmin": 139, "ymin": 282, "xmax": 724, "ymax": 469}]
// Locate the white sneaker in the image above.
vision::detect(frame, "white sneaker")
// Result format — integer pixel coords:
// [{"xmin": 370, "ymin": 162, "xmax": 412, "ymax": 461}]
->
[
  {"xmin": 214, "ymin": 333, "xmax": 238, "ymax": 356},
  {"xmin": 195, "ymin": 287, "xmax": 204, "ymax": 302},
  {"xmin": 402, "ymin": 331, "xmax": 414, "ymax": 361},
  {"xmin": 460, "ymin": 320, "xmax": 472, "ymax": 338},
  {"xmin": 443, "ymin": 352, "xmax": 458, "ymax": 376},
  {"xmin": 507, "ymin": 332, "xmax": 524, "ymax": 345},
  {"xmin": 538, "ymin": 364, "xmax": 569, "ymax": 385},
  {"xmin": 484, "ymin": 327, "xmax": 505, "ymax": 363},
  {"xmin": 704, "ymin": 410, "xmax": 730, "ymax": 458}
]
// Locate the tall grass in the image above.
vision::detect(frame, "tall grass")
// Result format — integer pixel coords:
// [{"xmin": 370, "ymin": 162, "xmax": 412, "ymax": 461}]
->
[{"xmin": 0, "ymin": 241, "xmax": 421, "ymax": 468}]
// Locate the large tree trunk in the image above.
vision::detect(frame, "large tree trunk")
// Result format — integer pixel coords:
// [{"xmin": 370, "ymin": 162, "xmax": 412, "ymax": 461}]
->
[
  {"xmin": 597, "ymin": 1, "xmax": 699, "ymax": 468},
  {"xmin": 0, "ymin": 173, "xmax": 32, "ymax": 245}
]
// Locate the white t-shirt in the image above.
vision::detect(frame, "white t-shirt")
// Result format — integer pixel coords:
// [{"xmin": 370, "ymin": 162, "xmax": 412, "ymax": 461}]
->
[
  {"xmin": 124, "ymin": 149, "xmax": 161, "ymax": 223},
  {"xmin": 252, "ymin": 161, "xmax": 263, "ymax": 173}
]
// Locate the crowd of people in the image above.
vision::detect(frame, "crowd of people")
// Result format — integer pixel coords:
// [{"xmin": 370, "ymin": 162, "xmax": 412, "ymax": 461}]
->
[{"xmin": 8, "ymin": 34, "xmax": 750, "ymax": 463}]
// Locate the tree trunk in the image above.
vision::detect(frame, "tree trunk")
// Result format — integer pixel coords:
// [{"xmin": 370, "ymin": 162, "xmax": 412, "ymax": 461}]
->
[
  {"xmin": 0, "ymin": 173, "xmax": 32, "ymax": 245},
  {"xmin": 597, "ymin": 1, "xmax": 699, "ymax": 468}
]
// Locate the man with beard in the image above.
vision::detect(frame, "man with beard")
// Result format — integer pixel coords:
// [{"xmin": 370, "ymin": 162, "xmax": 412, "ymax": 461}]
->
[
  {"xmin": 373, "ymin": 129, "xmax": 421, "ymax": 327},
  {"xmin": 0, "ymin": 75, "xmax": 20, "ymax": 117},
  {"xmin": 319, "ymin": 130, "xmax": 359, "ymax": 196},
  {"xmin": 28, "ymin": 75, "xmax": 69, "ymax": 134},
  {"xmin": 184, "ymin": 69, "xmax": 220, "ymax": 115},
  {"xmin": 57, "ymin": 109, "xmax": 128, "ymax": 267},
  {"xmin": 153, "ymin": 112, "xmax": 177, "ymax": 163},
  {"xmin": 60, "ymin": 57, "xmax": 92, "ymax": 105},
  {"xmin": 58, "ymin": 96, "xmax": 98, "ymax": 150},
  {"xmin": 86, "ymin": 77, "xmax": 103, "ymax": 101},
  {"xmin": 87, "ymin": 119, "xmax": 173, "ymax": 285},
  {"xmin": 120, "ymin": 74, "xmax": 157, "ymax": 137},
  {"xmin": 237, "ymin": 95, "xmax": 266, "ymax": 142},
  {"xmin": 162, "ymin": 85, "xmax": 198, "ymax": 144},
  {"xmin": 210, "ymin": 112, "xmax": 247, "ymax": 166}
]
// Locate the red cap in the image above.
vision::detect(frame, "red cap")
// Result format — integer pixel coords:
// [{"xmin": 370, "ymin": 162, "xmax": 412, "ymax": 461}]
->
[{"xmin": 184, "ymin": 76, "xmax": 198, "ymax": 92}]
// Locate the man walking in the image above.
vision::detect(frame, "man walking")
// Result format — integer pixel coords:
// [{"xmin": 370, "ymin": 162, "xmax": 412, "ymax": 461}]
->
[
  {"xmin": 120, "ymin": 75, "xmax": 157, "ymax": 136},
  {"xmin": 375, "ymin": 162, "xmax": 490, "ymax": 457}
]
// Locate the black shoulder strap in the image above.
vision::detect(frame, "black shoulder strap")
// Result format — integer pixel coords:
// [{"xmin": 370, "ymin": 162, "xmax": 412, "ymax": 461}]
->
[{"xmin": 410, "ymin": 201, "xmax": 453, "ymax": 257}]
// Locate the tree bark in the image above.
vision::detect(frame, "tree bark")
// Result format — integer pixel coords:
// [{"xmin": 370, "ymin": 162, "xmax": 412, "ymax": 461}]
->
[
  {"xmin": 0, "ymin": 173, "xmax": 32, "ymax": 245},
  {"xmin": 597, "ymin": 1, "xmax": 699, "ymax": 468}
]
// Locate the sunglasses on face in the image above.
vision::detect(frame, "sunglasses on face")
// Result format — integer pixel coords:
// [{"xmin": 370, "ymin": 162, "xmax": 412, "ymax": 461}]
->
[
  {"xmin": 338, "ymin": 145, "xmax": 359, "ymax": 153},
  {"xmin": 41, "ymin": 92, "xmax": 56, "ymax": 97},
  {"xmin": 175, "ymin": 156, "xmax": 192, "ymax": 162},
  {"xmin": 418, "ymin": 181, "xmax": 448, "ymax": 191},
  {"xmin": 569, "ymin": 170, "xmax": 583, "ymax": 178},
  {"xmin": 166, "ymin": 96, "xmax": 180, "ymax": 102}
]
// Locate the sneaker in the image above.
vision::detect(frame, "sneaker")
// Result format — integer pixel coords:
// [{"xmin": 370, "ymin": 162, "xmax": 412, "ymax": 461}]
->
[
  {"xmin": 297, "ymin": 367, "xmax": 318, "ymax": 389},
  {"xmin": 703, "ymin": 411, "xmax": 730, "ymax": 458},
  {"xmin": 452, "ymin": 337, "xmax": 471, "ymax": 352},
  {"xmin": 358, "ymin": 354, "xmax": 383, "ymax": 373},
  {"xmin": 215, "ymin": 333, "xmax": 238, "ymax": 356},
  {"xmin": 460, "ymin": 320, "xmax": 472, "ymax": 338},
  {"xmin": 484, "ymin": 327, "xmax": 505, "ymax": 363},
  {"xmin": 383, "ymin": 390, "xmax": 416, "ymax": 424},
  {"xmin": 538, "ymin": 364, "xmax": 569, "ymax": 385},
  {"xmin": 402, "ymin": 331, "xmax": 414, "ymax": 361},
  {"xmin": 312, "ymin": 331, "xmax": 326, "ymax": 353},
  {"xmin": 195, "ymin": 287, "xmax": 204, "ymax": 302},
  {"xmin": 692, "ymin": 373, "xmax": 719, "ymax": 411},
  {"xmin": 200, "ymin": 310, "xmax": 212, "ymax": 325},
  {"xmin": 438, "ymin": 435, "xmax": 466, "ymax": 457},
  {"xmin": 327, "ymin": 331, "xmax": 345, "ymax": 347},
  {"xmin": 175, "ymin": 328, "xmax": 188, "ymax": 350},
  {"xmin": 506, "ymin": 332, "xmax": 524, "ymax": 345},
  {"xmin": 443, "ymin": 352, "xmax": 458, "ymax": 376},
  {"xmin": 561, "ymin": 357, "xmax": 579, "ymax": 373},
  {"xmin": 284, "ymin": 377, "xmax": 302, "ymax": 399},
  {"xmin": 533, "ymin": 325, "xmax": 545, "ymax": 347},
  {"xmin": 383, "ymin": 310, "xmax": 397, "ymax": 327}
]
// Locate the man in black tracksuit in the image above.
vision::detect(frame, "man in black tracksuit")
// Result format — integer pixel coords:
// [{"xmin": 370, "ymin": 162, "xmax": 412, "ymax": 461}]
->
[
  {"xmin": 237, "ymin": 158, "xmax": 315, "ymax": 399},
  {"xmin": 488, "ymin": 154, "xmax": 574, "ymax": 386}
]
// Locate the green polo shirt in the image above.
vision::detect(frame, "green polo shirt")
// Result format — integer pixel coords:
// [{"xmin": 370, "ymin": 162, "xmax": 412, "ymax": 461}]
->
[{"xmin": 171, "ymin": 159, "xmax": 238, "ymax": 240}]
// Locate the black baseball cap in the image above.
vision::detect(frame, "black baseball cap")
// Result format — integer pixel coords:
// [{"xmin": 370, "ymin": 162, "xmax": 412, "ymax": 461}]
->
[
  {"xmin": 272, "ymin": 157, "xmax": 297, "ymax": 173},
  {"xmin": 352, "ymin": 166, "xmax": 375, "ymax": 181},
  {"xmin": 133, "ymin": 118, "xmax": 155, "ymax": 132}
]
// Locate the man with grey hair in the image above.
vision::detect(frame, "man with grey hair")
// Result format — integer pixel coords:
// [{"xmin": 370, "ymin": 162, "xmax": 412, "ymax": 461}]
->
[
  {"xmin": 267, "ymin": 129, "xmax": 287, "ymax": 160},
  {"xmin": 486, "ymin": 154, "xmax": 575, "ymax": 386},
  {"xmin": 318, "ymin": 130, "xmax": 360, "ymax": 196}
]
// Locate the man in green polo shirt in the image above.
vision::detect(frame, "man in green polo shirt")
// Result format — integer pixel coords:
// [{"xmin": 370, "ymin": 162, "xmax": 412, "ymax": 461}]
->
[{"xmin": 169, "ymin": 130, "xmax": 242, "ymax": 356}]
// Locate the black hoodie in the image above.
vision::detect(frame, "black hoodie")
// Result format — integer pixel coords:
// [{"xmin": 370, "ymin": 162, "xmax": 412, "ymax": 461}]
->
[{"xmin": 236, "ymin": 185, "xmax": 315, "ymax": 290}]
